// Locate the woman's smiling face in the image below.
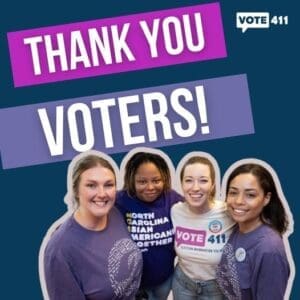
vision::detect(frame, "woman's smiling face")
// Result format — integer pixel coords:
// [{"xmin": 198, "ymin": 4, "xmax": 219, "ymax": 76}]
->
[
  {"xmin": 134, "ymin": 162, "xmax": 164, "ymax": 203},
  {"xmin": 77, "ymin": 165, "xmax": 116, "ymax": 220},
  {"xmin": 226, "ymin": 173, "xmax": 270, "ymax": 233},
  {"xmin": 181, "ymin": 162, "xmax": 214, "ymax": 214}
]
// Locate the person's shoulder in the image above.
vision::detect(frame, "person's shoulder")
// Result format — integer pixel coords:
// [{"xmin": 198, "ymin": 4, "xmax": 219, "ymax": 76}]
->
[
  {"xmin": 255, "ymin": 225, "xmax": 285, "ymax": 254},
  {"xmin": 209, "ymin": 201, "xmax": 235, "ymax": 228},
  {"xmin": 211, "ymin": 200, "xmax": 230, "ymax": 217},
  {"xmin": 165, "ymin": 189, "xmax": 183, "ymax": 204},
  {"xmin": 115, "ymin": 190, "xmax": 134, "ymax": 213},
  {"xmin": 116, "ymin": 189, "xmax": 127, "ymax": 200},
  {"xmin": 110, "ymin": 206, "xmax": 124, "ymax": 220},
  {"xmin": 212, "ymin": 200, "xmax": 226, "ymax": 210},
  {"xmin": 44, "ymin": 217, "xmax": 75, "ymax": 258},
  {"xmin": 250, "ymin": 226, "xmax": 289, "ymax": 272},
  {"xmin": 166, "ymin": 189, "xmax": 181, "ymax": 197},
  {"xmin": 116, "ymin": 190, "xmax": 130, "ymax": 206},
  {"xmin": 171, "ymin": 201, "xmax": 186, "ymax": 215},
  {"xmin": 116, "ymin": 189, "xmax": 134, "ymax": 203}
]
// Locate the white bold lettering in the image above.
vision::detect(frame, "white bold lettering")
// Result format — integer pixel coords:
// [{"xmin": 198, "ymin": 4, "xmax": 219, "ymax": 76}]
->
[
  {"xmin": 88, "ymin": 27, "xmax": 113, "ymax": 65},
  {"xmin": 23, "ymin": 36, "xmax": 43, "ymax": 75},
  {"xmin": 118, "ymin": 95, "xmax": 145, "ymax": 145},
  {"xmin": 111, "ymin": 23, "xmax": 135, "ymax": 63},
  {"xmin": 163, "ymin": 17, "xmax": 184, "ymax": 55},
  {"xmin": 44, "ymin": 34, "xmax": 68, "ymax": 73},
  {"xmin": 139, "ymin": 19, "xmax": 160, "ymax": 58},
  {"xmin": 38, "ymin": 106, "xmax": 64, "ymax": 156},
  {"xmin": 70, "ymin": 31, "xmax": 91, "ymax": 70},
  {"xmin": 171, "ymin": 88, "xmax": 197, "ymax": 137},
  {"xmin": 143, "ymin": 92, "xmax": 172, "ymax": 141},
  {"xmin": 91, "ymin": 98, "xmax": 116, "ymax": 147},
  {"xmin": 68, "ymin": 103, "xmax": 94, "ymax": 151},
  {"xmin": 183, "ymin": 13, "xmax": 205, "ymax": 52}
]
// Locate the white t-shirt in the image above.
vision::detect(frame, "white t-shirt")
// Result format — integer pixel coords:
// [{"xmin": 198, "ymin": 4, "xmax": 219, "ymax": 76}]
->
[{"xmin": 171, "ymin": 200, "xmax": 235, "ymax": 281}]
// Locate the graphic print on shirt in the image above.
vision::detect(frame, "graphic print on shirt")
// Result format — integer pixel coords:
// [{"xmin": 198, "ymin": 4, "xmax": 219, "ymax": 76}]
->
[
  {"xmin": 126, "ymin": 212, "xmax": 173, "ymax": 251},
  {"xmin": 175, "ymin": 219, "xmax": 227, "ymax": 253},
  {"xmin": 108, "ymin": 238, "xmax": 141, "ymax": 299},
  {"xmin": 176, "ymin": 226, "xmax": 206, "ymax": 247},
  {"xmin": 216, "ymin": 243, "xmax": 241, "ymax": 300}
]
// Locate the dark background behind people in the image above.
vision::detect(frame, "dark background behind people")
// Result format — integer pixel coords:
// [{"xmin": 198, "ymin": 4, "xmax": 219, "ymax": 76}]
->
[{"xmin": 0, "ymin": 0, "xmax": 298, "ymax": 299}]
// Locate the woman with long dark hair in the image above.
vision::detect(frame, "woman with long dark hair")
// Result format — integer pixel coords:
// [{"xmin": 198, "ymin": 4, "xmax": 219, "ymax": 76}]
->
[{"xmin": 216, "ymin": 162, "xmax": 290, "ymax": 300}]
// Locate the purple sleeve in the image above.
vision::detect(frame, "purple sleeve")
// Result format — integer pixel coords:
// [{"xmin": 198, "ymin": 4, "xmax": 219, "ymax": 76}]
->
[
  {"xmin": 168, "ymin": 189, "xmax": 183, "ymax": 207},
  {"xmin": 255, "ymin": 253, "xmax": 289, "ymax": 300},
  {"xmin": 44, "ymin": 250, "xmax": 86, "ymax": 300},
  {"xmin": 115, "ymin": 191, "xmax": 129, "ymax": 214}
]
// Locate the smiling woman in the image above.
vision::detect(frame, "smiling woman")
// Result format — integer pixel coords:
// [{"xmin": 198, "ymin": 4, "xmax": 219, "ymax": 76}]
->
[
  {"xmin": 216, "ymin": 162, "xmax": 292, "ymax": 300},
  {"xmin": 171, "ymin": 152, "xmax": 235, "ymax": 300},
  {"xmin": 116, "ymin": 148, "xmax": 182, "ymax": 300},
  {"xmin": 72, "ymin": 155, "xmax": 117, "ymax": 231},
  {"xmin": 40, "ymin": 151, "xmax": 143, "ymax": 300}
]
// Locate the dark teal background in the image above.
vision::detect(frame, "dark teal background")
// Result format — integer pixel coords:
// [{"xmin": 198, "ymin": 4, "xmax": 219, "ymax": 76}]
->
[{"xmin": 0, "ymin": 0, "xmax": 298, "ymax": 299}]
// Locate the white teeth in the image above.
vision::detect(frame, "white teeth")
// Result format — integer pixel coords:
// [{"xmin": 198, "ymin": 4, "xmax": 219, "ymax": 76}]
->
[
  {"xmin": 190, "ymin": 194, "xmax": 203, "ymax": 198},
  {"xmin": 93, "ymin": 201, "xmax": 108, "ymax": 207},
  {"xmin": 233, "ymin": 208, "xmax": 246, "ymax": 213}
]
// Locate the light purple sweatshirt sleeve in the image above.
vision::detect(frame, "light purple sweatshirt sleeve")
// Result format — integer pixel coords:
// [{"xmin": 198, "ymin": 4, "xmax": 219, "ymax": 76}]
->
[
  {"xmin": 44, "ymin": 249, "xmax": 86, "ymax": 300},
  {"xmin": 255, "ymin": 252, "xmax": 289, "ymax": 300}
]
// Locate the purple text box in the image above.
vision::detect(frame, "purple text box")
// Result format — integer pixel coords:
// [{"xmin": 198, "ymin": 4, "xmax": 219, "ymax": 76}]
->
[{"xmin": 0, "ymin": 74, "xmax": 254, "ymax": 169}]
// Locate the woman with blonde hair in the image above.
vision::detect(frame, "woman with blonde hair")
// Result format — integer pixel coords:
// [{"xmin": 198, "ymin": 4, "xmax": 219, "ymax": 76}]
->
[{"xmin": 42, "ymin": 152, "xmax": 142, "ymax": 300}]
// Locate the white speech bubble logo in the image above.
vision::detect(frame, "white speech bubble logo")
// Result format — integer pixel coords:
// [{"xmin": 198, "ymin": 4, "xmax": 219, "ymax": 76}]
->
[{"xmin": 236, "ymin": 12, "xmax": 270, "ymax": 33}]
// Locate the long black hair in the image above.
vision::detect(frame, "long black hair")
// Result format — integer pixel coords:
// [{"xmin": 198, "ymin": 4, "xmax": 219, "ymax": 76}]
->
[{"xmin": 226, "ymin": 163, "xmax": 288, "ymax": 235}]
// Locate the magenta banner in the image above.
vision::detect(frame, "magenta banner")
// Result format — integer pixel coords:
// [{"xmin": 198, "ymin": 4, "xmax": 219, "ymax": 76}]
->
[{"xmin": 7, "ymin": 2, "xmax": 226, "ymax": 87}]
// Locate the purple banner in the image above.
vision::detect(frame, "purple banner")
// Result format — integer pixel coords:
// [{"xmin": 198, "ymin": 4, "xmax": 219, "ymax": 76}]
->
[
  {"xmin": 0, "ymin": 74, "xmax": 254, "ymax": 169},
  {"xmin": 7, "ymin": 2, "xmax": 226, "ymax": 87}
]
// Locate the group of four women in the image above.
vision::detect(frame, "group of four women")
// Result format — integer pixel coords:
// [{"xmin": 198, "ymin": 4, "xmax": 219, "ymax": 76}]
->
[{"xmin": 40, "ymin": 148, "xmax": 291, "ymax": 300}]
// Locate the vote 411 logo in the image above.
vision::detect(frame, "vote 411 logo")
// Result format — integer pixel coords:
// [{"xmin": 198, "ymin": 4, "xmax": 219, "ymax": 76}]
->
[{"xmin": 236, "ymin": 12, "xmax": 288, "ymax": 33}]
